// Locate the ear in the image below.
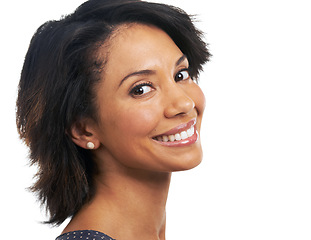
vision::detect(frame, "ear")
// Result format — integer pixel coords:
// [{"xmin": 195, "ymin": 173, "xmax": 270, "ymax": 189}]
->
[{"xmin": 69, "ymin": 118, "xmax": 100, "ymax": 150}]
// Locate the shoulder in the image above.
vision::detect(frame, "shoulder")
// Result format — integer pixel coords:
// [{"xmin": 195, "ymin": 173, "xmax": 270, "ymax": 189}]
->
[{"xmin": 56, "ymin": 230, "xmax": 115, "ymax": 240}]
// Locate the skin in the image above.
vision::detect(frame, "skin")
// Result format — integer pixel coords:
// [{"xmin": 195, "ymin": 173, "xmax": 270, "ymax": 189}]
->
[{"xmin": 67, "ymin": 24, "xmax": 205, "ymax": 240}]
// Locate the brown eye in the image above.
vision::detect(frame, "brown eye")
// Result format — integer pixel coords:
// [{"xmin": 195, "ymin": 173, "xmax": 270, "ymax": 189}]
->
[
  {"xmin": 130, "ymin": 82, "xmax": 153, "ymax": 96},
  {"xmin": 175, "ymin": 69, "xmax": 190, "ymax": 82}
]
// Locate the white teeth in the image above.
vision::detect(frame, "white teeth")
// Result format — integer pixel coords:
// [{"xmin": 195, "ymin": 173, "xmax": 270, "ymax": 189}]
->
[
  {"xmin": 175, "ymin": 133, "xmax": 181, "ymax": 141},
  {"xmin": 180, "ymin": 131, "xmax": 188, "ymax": 140},
  {"xmin": 155, "ymin": 126, "xmax": 195, "ymax": 142},
  {"xmin": 168, "ymin": 135, "xmax": 175, "ymax": 142},
  {"xmin": 187, "ymin": 128, "xmax": 192, "ymax": 136}
]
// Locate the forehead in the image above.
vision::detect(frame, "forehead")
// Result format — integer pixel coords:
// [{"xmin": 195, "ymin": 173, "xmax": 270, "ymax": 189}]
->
[
  {"xmin": 101, "ymin": 23, "xmax": 184, "ymax": 77},
  {"xmin": 109, "ymin": 23, "xmax": 179, "ymax": 52}
]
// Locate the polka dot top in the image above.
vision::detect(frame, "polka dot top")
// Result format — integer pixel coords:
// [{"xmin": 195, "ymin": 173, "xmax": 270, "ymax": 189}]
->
[{"xmin": 56, "ymin": 230, "xmax": 115, "ymax": 240}]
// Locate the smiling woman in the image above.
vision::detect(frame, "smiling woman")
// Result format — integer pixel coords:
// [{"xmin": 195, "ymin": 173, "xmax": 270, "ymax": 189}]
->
[{"xmin": 16, "ymin": 0, "xmax": 210, "ymax": 239}]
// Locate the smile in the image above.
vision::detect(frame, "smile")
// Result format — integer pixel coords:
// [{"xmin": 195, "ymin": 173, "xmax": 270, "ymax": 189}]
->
[
  {"xmin": 152, "ymin": 119, "xmax": 198, "ymax": 147},
  {"xmin": 155, "ymin": 125, "xmax": 195, "ymax": 142}
]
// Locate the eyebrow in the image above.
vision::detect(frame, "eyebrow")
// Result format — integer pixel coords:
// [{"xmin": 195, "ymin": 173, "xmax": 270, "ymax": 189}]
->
[
  {"xmin": 119, "ymin": 54, "xmax": 187, "ymax": 87},
  {"xmin": 176, "ymin": 54, "xmax": 187, "ymax": 67}
]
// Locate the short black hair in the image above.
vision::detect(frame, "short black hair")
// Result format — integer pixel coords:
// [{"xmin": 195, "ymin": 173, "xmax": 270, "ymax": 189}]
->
[{"xmin": 16, "ymin": 0, "xmax": 210, "ymax": 225}]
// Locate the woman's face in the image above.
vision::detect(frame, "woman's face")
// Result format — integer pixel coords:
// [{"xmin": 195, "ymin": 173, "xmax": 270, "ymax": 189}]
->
[{"xmin": 92, "ymin": 24, "xmax": 205, "ymax": 172}]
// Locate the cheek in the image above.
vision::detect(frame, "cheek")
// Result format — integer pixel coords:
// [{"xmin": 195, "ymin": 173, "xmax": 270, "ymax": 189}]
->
[
  {"xmin": 111, "ymin": 104, "xmax": 162, "ymax": 138},
  {"xmin": 188, "ymin": 83, "xmax": 206, "ymax": 115},
  {"xmin": 198, "ymin": 86, "xmax": 206, "ymax": 114}
]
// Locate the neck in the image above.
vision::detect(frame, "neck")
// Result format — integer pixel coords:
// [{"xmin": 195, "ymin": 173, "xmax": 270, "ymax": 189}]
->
[
  {"xmin": 65, "ymin": 164, "xmax": 171, "ymax": 240},
  {"xmin": 101, "ymin": 169, "xmax": 171, "ymax": 239}
]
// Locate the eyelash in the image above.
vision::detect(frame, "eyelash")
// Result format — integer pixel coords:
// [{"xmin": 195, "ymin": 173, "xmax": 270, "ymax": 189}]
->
[
  {"xmin": 175, "ymin": 68, "xmax": 190, "ymax": 82},
  {"xmin": 129, "ymin": 81, "xmax": 153, "ymax": 96},
  {"xmin": 129, "ymin": 68, "xmax": 191, "ymax": 97}
]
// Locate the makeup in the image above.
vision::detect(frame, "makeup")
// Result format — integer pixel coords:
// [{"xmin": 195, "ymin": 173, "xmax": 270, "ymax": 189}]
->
[{"xmin": 152, "ymin": 119, "xmax": 198, "ymax": 147}]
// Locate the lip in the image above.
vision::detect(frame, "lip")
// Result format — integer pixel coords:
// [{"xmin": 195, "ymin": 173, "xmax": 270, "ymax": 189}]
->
[
  {"xmin": 151, "ymin": 118, "xmax": 199, "ymax": 147},
  {"xmin": 154, "ymin": 118, "xmax": 197, "ymax": 137},
  {"xmin": 152, "ymin": 126, "xmax": 199, "ymax": 147}
]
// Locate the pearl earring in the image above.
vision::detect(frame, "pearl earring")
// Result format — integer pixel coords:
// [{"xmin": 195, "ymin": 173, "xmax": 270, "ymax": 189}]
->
[{"xmin": 86, "ymin": 142, "xmax": 95, "ymax": 149}]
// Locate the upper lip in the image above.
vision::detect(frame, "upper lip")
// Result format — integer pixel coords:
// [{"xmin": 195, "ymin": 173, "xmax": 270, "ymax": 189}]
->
[{"xmin": 153, "ymin": 118, "xmax": 197, "ymax": 137}]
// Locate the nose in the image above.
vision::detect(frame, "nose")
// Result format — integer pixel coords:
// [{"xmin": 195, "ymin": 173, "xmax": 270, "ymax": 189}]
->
[{"xmin": 163, "ymin": 83, "xmax": 195, "ymax": 118}]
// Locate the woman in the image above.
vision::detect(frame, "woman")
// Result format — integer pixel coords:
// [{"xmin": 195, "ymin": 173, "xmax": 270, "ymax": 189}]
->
[{"xmin": 16, "ymin": 0, "xmax": 210, "ymax": 239}]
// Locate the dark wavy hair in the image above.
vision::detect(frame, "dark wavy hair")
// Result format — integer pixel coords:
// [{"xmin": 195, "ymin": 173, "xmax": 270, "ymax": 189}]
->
[{"xmin": 16, "ymin": 0, "xmax": 210, "ymax": 225}]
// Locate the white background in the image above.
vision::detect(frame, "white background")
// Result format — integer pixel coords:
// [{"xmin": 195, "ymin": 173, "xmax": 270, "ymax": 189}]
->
[{"xmin": 1, "ymin": 0, "xmax": 310, "ymax": 239}]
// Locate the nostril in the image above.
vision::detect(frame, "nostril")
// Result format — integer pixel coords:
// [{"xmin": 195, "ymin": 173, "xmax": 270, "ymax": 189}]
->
[
  {"xmin": 175, "ymin": 111, "xmax": 187, "ymax": 117},
  {"xmin": 164, "ymin": 94, "xmax": 195, "ymax": 118},
  {"xmin": 176, "ymin": 96, "xmax": 195, "ymax": 114}
]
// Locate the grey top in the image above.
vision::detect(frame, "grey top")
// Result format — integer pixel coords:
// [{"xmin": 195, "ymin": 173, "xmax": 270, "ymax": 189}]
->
[{"xmin": 56, "ymin": 230, "xmax": 115, "ymax": 240}]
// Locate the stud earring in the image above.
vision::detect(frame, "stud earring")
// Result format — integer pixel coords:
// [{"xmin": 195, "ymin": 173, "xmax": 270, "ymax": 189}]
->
[{"xmin": 86, "ymin": 142, "xmax": 95, "ymax": 149}]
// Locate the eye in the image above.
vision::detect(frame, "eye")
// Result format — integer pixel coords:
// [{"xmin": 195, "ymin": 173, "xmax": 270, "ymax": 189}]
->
[
  {"xmin": 175, "ymin": 69, "xmax": 190, "ymax": 82},
  {"xmin": 130, "ymin": 82, "xmax": 153, "ymax": 96}
]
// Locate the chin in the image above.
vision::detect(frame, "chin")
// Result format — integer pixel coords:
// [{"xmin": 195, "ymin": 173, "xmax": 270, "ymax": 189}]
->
[{"xmin": 171, "ymin": 151, "xmax": 203, "ymax": 172}]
